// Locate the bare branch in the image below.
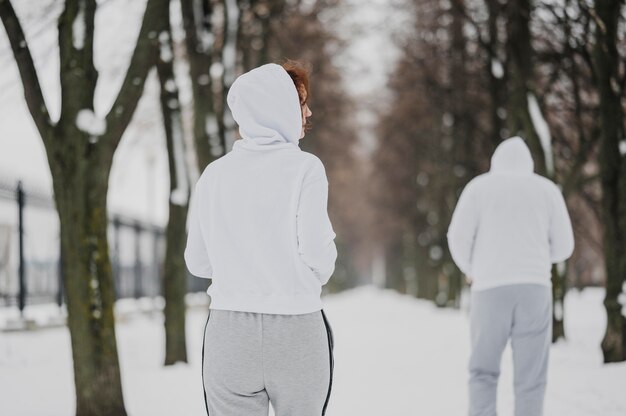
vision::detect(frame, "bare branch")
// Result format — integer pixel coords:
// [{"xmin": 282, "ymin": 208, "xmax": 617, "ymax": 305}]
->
[
  {"xmin": 0, "ymin": 0, "xmax": 53, "ymax": 141},
  {"xmin": 101, "ymin": 0, "xmax": 168, "ymax": 151},
  {"xmin": 450, "ymin": 0, "xmax": 493, "ymax": 56}
]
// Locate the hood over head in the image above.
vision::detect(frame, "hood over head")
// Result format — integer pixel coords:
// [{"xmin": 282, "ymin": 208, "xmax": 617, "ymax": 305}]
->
[
  {"xmin": 490, "ymin": 136, "xmax": 534, "ymax": 175},
  {"xmin": 227, "ymin": 63, "xmax": 302, "ymax": 147}
]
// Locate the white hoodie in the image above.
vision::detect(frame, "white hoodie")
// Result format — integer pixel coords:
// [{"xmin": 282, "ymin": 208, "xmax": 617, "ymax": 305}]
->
[
  {"xmin": 447, "ymin": 136, "xmax": 575, "ymax": 291},
  {"xmin": 184, "ymin": 63, "xmax": 338, "ymax": 314}
]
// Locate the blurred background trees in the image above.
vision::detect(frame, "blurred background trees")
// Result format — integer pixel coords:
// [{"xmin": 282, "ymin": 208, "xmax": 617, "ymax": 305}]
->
[{"xmin": 372, "ymin": 0, "xmax": 625, "ymax": 353}]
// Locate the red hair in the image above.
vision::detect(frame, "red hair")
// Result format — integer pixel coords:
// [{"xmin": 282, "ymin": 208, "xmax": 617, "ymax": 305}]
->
[{"xmin": 282, "ymin": 60, "xmax": 310, "ymax": 106}]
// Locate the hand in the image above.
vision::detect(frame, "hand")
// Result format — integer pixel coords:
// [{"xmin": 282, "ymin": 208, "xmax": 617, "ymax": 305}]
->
[{"xmin": 465, "ymin": 276, "xmax": 473, "ymax": 286}]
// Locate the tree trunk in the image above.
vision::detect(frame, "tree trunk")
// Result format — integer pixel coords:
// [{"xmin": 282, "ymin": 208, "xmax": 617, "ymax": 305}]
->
[
  {"xmin": 385, "ymin": 237, "xmax": 407, "ymax": 294},
  {"xmin": 485, "ymin": 0, "xmax": 507, "ymax": 147},
  {"xmin": 157, "ymin": 0, "xmax": 189, "ymax": 365},
  {"xmin": 505, "ymin": 0, "xmax": 566, "ymax": 341},
  {"xmin": 448, "ymin": 0, "xmax": 474, "ymax": 307},
  {"xmin": 415, "ymin": 245, "xmax": 438, "ymax": 302},
  {"xmin": 402, "ymin": 229, "xmax": 418, "ymax": 297},
  {"xmin": 180, "ymin": 0, "xmax": 223, "ymax": 170},
  {"xmin": 52, "ymin": 151, "xmax": 127, "ymax": 416},
  {"xmin": 221, "ymin": 0, "xmax": 241, "ymax": 150},
  {"xmin": 505, "ymin": 0, "xmax": 546, "ymax": 173},
  {"xmin": 592, "ymin": 0, "xmax": 626, "ymax": 363},
  {"xmin": 161, "ymin": 201, "xmax": 190, "ymax": 365},
  {"xmin": 551, "ymin": 263, "xmax": 566, "ymax": 342},
  {"xmin": 237, "ymin": 0, "xmax": 286, "ymax": 71},
  {"xmin": 53, "ymin": 1, "xmax": 121, "ymax": 414}
]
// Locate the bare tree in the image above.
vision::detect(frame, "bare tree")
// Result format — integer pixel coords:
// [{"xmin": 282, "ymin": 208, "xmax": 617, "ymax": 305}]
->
[
  {"xmin": 0, "ymin": 0, "xmax": 167, "ymax": 414},
  {"xmin": 157, "ymin": 0, "xmax": 190, "ymax": 365},
  {"xmin": 180, "ymin": 0, "xmax": 223, "ymax": 171},
  {"xmin": 592, "ymin": 0, "xmax": 626, "ymax": 363}
]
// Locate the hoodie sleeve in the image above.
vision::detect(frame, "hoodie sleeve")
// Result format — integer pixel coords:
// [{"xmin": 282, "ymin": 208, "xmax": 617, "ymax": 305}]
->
[
  {"xmin": 548, "ymin": 185, "xmax": 575, "ymax": 263},
  {"xmin": 184, "ymin": 178, "xmax": 214, "ymax": 279},
  {"xmin": 296, "ymin": 157, "xmax": 338, "ymax": 285},
  {"xmin": 447, "ymin": 181, "xmax": 479, "ymax": 276}
]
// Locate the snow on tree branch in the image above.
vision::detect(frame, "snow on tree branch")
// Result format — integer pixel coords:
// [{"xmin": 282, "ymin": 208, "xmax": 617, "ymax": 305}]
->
[
  {"xmin": 76, "ymin": 108, "xmax": 106, "ymax": 137},
  {"xmin": 527, "ymin": 92, "xmax": 555, "ymax": 176},
  {"xmin": 72, "ymin": 1, "xmax": 85, "ymax": 50}
]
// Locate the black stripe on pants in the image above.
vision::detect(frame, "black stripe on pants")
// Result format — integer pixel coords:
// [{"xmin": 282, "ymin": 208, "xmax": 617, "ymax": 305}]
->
[
  {"xmin": 202, "ymin": 310, "xmax": 211, "ymax": 416},
  {"xmin": 321, "ymin": 309, "xmax": 334, "ymax": 415}
]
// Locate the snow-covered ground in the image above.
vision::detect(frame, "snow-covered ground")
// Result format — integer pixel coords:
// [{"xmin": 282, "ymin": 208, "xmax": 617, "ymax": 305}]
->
[{"xmin": 0, "ymin": 286, "xmax": 624, "ymax": 416}]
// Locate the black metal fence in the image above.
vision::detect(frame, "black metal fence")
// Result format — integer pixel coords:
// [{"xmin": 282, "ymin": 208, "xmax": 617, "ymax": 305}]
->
[{"xmin": 0, "ymin": 179, "xmax": 208, "ymax": 316}]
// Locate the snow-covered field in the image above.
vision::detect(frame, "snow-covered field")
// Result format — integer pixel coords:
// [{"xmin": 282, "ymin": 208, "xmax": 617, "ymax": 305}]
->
[{"xmin": 0, "ymin": 286, "xmax": 624, "ymax": 416}]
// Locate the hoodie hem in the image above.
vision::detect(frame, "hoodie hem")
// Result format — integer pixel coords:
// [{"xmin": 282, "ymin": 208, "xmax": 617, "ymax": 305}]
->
[
  {"xmin": 206, "ymin": 291, "xmax": 323, "ymax": 315},
  {"xmin": 470, "ymin": 278, "xmax": 552, "ymax": 292}
]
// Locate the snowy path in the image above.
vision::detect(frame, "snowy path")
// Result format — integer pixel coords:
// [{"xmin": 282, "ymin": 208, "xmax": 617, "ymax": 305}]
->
[{"xmin": 1, "ymin": 287, "xmax": 624, "ymax": 416}]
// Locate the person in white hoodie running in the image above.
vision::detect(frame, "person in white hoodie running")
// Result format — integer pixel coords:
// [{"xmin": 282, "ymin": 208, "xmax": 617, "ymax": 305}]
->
[
  {"xmin": 447, "ymin": 136, "xmax": 575, "ymax": 416},
  {"xmin": 184, "ymin": 62, "xmax": 337, "ymax": 416}
]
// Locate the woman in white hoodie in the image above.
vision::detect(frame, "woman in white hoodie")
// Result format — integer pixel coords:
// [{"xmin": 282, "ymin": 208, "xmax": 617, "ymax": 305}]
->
[{"xmin": 184, "ymin": 62, "xmax": 337, "ymax": 416}]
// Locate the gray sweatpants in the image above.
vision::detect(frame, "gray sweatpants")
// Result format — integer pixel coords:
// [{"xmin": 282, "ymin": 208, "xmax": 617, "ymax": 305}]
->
[
  {"xmin": 469, "ymin": 284, "xmax": 552, "ymax": 416},
  {"xmin": 201, "ymin": 309, "xmax": 334, "ymax": 416}
]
